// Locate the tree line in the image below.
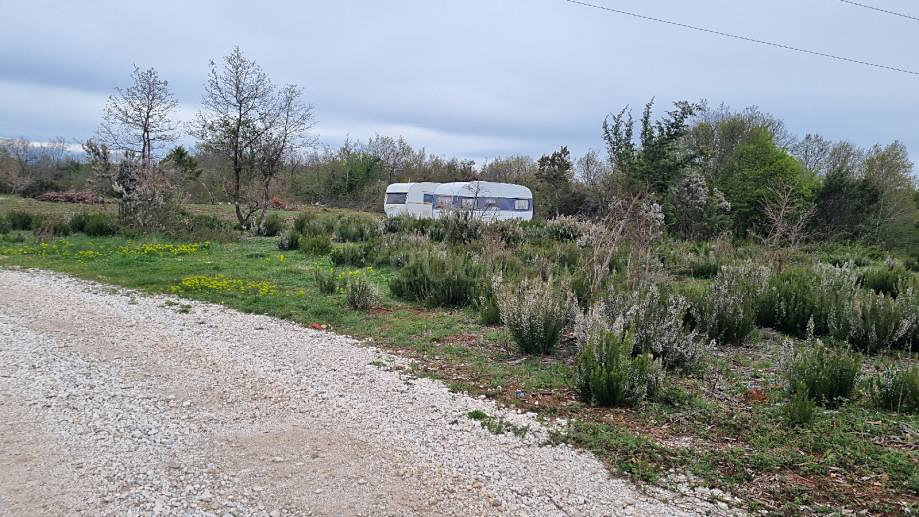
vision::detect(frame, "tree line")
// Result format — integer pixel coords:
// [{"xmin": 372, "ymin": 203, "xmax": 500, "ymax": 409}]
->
[{"xmin": 0, "ymin": 47, "xmax": 916, "ymax": 251}]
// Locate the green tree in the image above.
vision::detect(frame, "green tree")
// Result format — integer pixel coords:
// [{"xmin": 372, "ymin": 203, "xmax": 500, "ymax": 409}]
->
[
  {"xmin": 717, "ymin": 128, "xmax": 813, "ymax": 237},
  {"xmin": 602, "ymin": 99, "xmax": 699, "ymax": 197},
  {"xmin": 161, "ymin": 146, "xmax": 201, "ymax": 179},
  {"xmin": 537, "ymin": 146, "xmax": 574, "ymax": 217}
]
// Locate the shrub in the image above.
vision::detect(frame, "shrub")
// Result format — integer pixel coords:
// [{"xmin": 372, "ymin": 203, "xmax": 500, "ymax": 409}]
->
[
  {"xmin": 497, "ymin": 277, "xmax": 573, "ymax": 355},
  {"xmin": 329, "ymin": 243, "xmax": 371, "ymax": 267},
  {"xmin": 54, "ymin": 221, "xmax": 72, "ymax": 236},
  {"xmin": 905, "ymin": 255, "xmax": 919, "ymax": 273},
  {"xmin": 0, "ymin": 214, "xmax": 10, "ymax": 234},
  {"xmin": 688, "ymin": 255, "xmax": 721, "ymax": 279},
  {"xmin": 574, "ymin": 328, "xmax": 662, "ymax": 407},
  {"xmin": 300, "ymin": 235, "xmax": 332, "ymax": 256},
  {"xmin": 783, "ymin": 384, "xmax": 817, "ymax": 427},
  {"xmin": 860, "ymin": 262, "xmax": 912, "ymax": 298},
  {"xmin": 757, "ymin": 264, "xmax": 859, "ymax": 338},
  {"xmin": 334, "ymin": 215, "xmax": 380, "ymax": 242},
  {"xmin": 81, "ymin": 214, "xmax": 119, "ymax": 236},
  {"xmin": 68, "ymin": 212, "xmax": 91, "ymax": 233},
  {"xmin": 543, "ymin": 216, "xmax": 582, "ymax": 241},
  {"xmin": 490, "ymin": 219, "xmax": 524, "ymax": 246},
  {"xmin": 868, "ymin": 365, "xmax": 919, "ymax": 414},
  {"xmin": 552, "ymin": 242, "xmax": 581, "ymax": 271},
  {"xmin": 474, "ymin": 277, "xmax": 502, "ymax": 325},
  {"xmin": 21, "ymin": 178, "xmax": 64, "ymax": 198},
  {"xmin": 258, "ymin": 213, "xmax": 284, "ymax": 237},
  {"xmin": 33, "ymin": 220, "xmax": 71, "ymax": 238},
  {"xmin": 7, "ymin": 210, "xmax": 42, "ymax": 231},
  {"xmin": 277, "ymin": 231, "xmax": 301, "ymax": 251},
  {"xmin": 785, "ymin": 337, "xmax": 861, "ymax": 408},
  {"xmin": 844, "ymin": 290, "xmax": 916, "ymax": 353},
  {"xmin": 694, "ymin": 263, "xmax": 769, "ymax": 345},
  {"xmin": 382, "ymin": 214, "xmax": 435, "ymax": 235},
  {"xmin": 433, "ymin": 211, "xmax": 482, "ymax": 244},
  {"xmin": 171, "ymin": 213, "xmax": 236, "ymax": 242},
  {"xmin": 294, "ymin": 211, "xmax": 330, "ymax": 236},
  {"xmin": 389, "ymin": 250, "xmax": 486, "ymax": 307},
  {"xmin": 583, "ymin": 284, "xmax": 710, "ymax": 372},
  {"xmin": 345, "ymin": 274, "xmax": 379, "ymax": 310},
  {"xmin": 314, "ymin": 268, "xmax": 338, "ymax": 294}
]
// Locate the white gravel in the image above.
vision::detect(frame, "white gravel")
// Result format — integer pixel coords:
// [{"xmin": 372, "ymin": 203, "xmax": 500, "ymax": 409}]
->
[{"xmin": 0, "ymin": 268, "xmax": 740, "ymax": 516}]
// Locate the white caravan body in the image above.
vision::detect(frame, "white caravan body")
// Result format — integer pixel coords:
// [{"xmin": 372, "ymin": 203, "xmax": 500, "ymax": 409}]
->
[
  {"xmin": 431, "ymin": 181, "xmax": 534, "ymax": 221},
  {"xmin": 383, "ymin": 182, "xmax": 441, "ymax": 217}
]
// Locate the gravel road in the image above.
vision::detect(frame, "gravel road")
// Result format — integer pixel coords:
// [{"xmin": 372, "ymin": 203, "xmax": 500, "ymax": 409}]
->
[{"xmin": 0, "ymin": 268, "xmax": 737, "ymax": 516}]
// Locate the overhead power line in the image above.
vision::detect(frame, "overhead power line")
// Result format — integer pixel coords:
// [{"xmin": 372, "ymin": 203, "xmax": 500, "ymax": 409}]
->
[
  {"xmin": 839, "ymin": 0, "xmax": 919, "ymax": 22},
  {"xmin": 563, "ymin": 0, "xmax": 918, "ymax": 76}
]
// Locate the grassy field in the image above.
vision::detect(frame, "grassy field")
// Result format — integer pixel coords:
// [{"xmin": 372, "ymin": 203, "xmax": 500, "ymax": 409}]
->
[{"xmin": 1, "ymin": 195, "xmax": 918, "ymax": 515}]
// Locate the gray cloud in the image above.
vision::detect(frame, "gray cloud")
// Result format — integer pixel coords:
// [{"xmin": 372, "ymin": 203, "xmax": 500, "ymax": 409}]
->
[{"xmin": 1, "ymin": 0, "xmax": 916, "ymax": 164}]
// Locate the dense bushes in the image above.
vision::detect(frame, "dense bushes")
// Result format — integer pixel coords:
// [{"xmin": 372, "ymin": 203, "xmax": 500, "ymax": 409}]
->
[
  {"xmin": 70, "ymin": 213, "xmax": 119, "ymax": 236},
  {"xmin": 497, "ymin": 277, "xmax": 573, "ymax": 355},
  {"xmin": 844, "ymin": 291, "xmax": 916, "ymax": 353},
  {"xmin": 0, "ymin": 214, "xmax": 10, "ymax": 234},
  {"xmin": 574, "ymin": 328, "xmax": 662, "ymax": 407},
  {"xmin": 860, "ymin": 262, "xmax": 913, "ymax": 298},
  {"xmin": 694, "ymin": 263, "xmax": 769, "ymax": 345},
  {"xmin": 334, "ymin": 214, "xmax": 380, "ymax": 242},
  {"xmin": 281, "ymin": 210, "xmax": 380, "ymax": 253},
  {"xmin": 785, "ymin": 337, "xmax": 861, "ymax": 408},
  {"xmin": 581, "ymin": 284, "xmax": 710, "ymax": 371},
  {"xmin": 389, "ymin": 249, "xmax": 486, "ymax": 307},
  {"xmin": 757, "ymin": 264, "xmax": 859, "ymax": 338},
  {"xmin": 329, "ymin": 243, "xmax": 372, "ymax": 267},
  {"xmin": 300, "ymin": 235, "xmax": 332, "ymax": 255},
  {"xmin": 7, "ymin": 210, "xmax": 43, "ymax": 230}
]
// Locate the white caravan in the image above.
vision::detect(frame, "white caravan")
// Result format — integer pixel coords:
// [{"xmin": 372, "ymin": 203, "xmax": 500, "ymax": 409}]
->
[
  {"xmin": 431, "ymin": 181, "xmax": 534, "ymax": 221},
  {"xmin": 383, "ymin": 182, "xmax": 441, "ymax": 217}
]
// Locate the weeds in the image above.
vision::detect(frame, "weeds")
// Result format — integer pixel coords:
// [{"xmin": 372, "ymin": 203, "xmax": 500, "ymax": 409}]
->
[
  {"xmin": 467, "ymin": 410, "xmax": 529, "ymax": 437},
  {"xmin": 867, "ymin": 365, "xmax": 919, "ymax": 414},
  {"xmin": 785, "ymin": 336, "xmax": 861, "ymax": 408}
]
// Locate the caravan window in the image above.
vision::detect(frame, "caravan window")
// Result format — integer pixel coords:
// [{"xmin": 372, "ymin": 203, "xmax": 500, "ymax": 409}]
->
[
  {"xmin": 423, "ymin": 194, "xmax": 434, "ymax": 204},
  {"xmin": 477, "ymin": 197, "xmax": 499, "ymax": 210},
  {"xmin": 435, "ymin": 195, "xmax": 452, "ymax": 209},
  {"xmin": 386, "ymin": 193, "xmax": 408, "ymax": 204},
  {"xmin": 513, "ymin": 199, "xmax": 530, "ymax": 211}
]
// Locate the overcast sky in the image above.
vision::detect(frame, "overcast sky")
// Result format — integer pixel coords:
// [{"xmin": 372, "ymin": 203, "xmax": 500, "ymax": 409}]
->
[{"xmin": 1, "ymin": 0, "xmax": 917, "ymax": 164}]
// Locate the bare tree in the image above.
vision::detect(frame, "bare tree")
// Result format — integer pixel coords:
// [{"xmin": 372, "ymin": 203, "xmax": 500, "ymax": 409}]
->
[
  {"xmin": 574, "ymin": 149, "xmax": 609, "ymax": 186},
  {"xmin": 754, "ymin": 185, "xmax": 815, "ymax": 270},
  {"xmin": 367, "ymin": 135, "xmax": 413, "ymax": 184},
  {"xmin": 193, "ymin": 47, "xmax": 314, "ymax": 229},
  {"xmin": 98, "ymin": 66, "xmax": 179, "ymax": 165},
  {"xmin": 793, "ymin": 133, "xmax": 832, "ymax": 175},
  {"xmin": 250, "ymin": 84, "xmax": 316, "ymax": 226}
]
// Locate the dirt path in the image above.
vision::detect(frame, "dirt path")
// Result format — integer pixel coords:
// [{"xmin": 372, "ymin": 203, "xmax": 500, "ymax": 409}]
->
[{"xmin": 0, "ymin": 268, "xmax": 735, "ymax": 516}]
